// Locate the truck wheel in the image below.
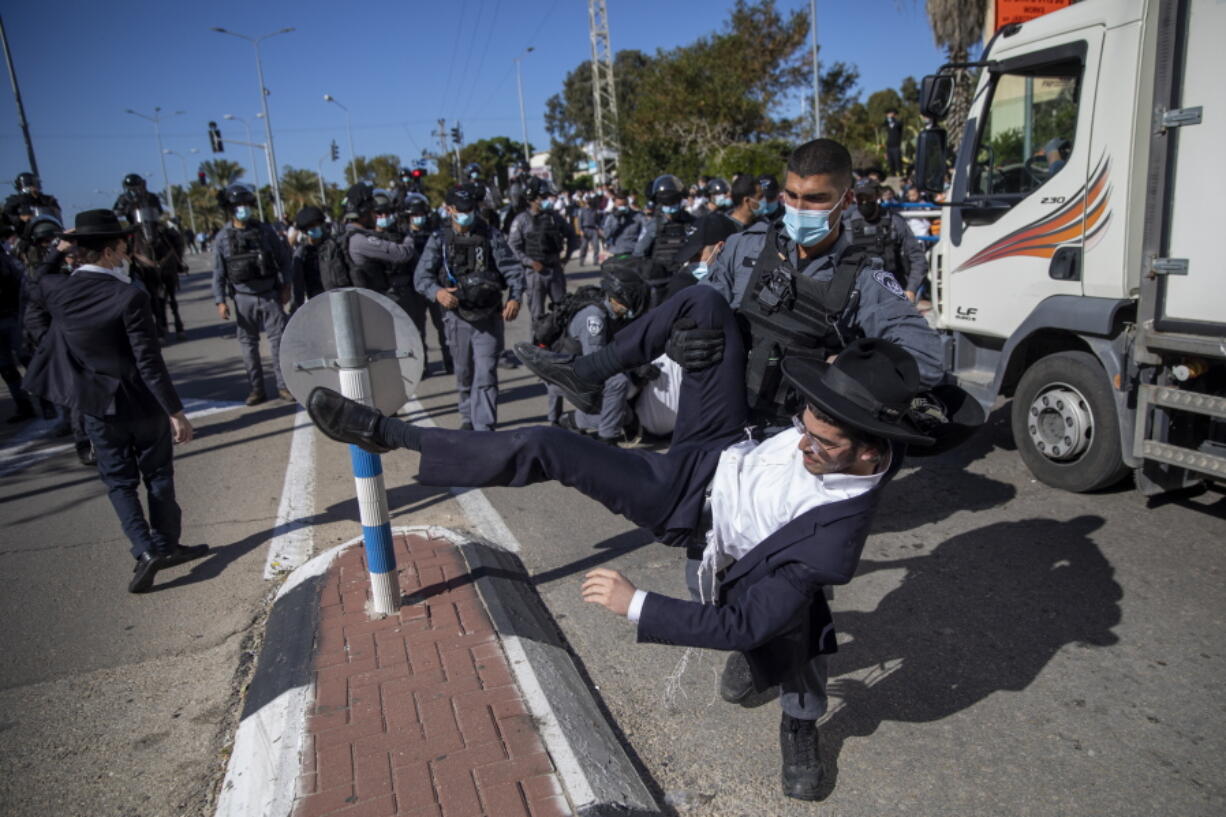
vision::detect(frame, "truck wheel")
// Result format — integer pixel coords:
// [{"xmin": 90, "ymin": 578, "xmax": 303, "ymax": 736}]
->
[{"xmin": 1010, "ymin": 351, "xmax": 1130, "ymax": 492}]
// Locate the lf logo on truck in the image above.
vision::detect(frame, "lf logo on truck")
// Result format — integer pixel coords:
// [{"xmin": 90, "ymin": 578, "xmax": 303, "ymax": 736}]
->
[{"xmin": 956, "ymin": 306, "xmax": 979, "ymax": 321}]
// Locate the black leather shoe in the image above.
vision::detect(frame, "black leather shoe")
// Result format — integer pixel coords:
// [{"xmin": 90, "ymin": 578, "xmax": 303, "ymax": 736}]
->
[
  {"xmin": 307, "ymin": 387, "xmax": 391, "ymax": 454},
  {"xmin": 720, "ymin": 651, "xmax": 755, "ymax": 703},
  {"xmin": 245, "ymin": 390, "xmax": 268, "ymax": 406},
  {"xmin": 160, "ymin": 544, "xmax": 210, "ymax": 567},
  {"xmin": 514, "ymin": 342, "xmax": 603, "ymax": 415},
  {"xmin": 76, "ymin": 442, "xmax": 96, "ymax": 466},
  {"xmin": 459, "ymin": 421, "xmax": 473, "ymax": 431},
  {"xmin": 129, "ymin": 551, "xmax": 170, "ymax": 593},
  {"xmin": 555, "ymin": 411, "xmax": 590, "ymax": 435},
  {"xmin": 780, "ymin": 714, "xmax": 825, "ymax": 801}
]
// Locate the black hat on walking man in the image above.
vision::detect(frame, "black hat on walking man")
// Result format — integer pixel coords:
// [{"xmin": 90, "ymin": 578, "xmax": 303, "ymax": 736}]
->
[{"xmin": 68, "ymin": 209, "xmax": 135, "ymax": 239}]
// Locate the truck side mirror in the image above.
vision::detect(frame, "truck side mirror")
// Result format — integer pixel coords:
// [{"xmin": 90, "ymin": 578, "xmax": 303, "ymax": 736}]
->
[
  {"xmin": 920, "ymin": 74, "xmax": 955, "ymax": 121},
  {"xmin": 915, "ymin": 128, "xmax": 948, "ymax": 194}
]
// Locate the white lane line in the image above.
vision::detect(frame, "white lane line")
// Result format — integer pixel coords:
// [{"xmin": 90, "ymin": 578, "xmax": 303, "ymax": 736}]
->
[
  {"xmin": 263, "ymin": 408, "xmax": 316, "ymax": 579},
  {"xmin": 400, "ymin": 399, "xmax": 520, "ymax": 553},
  {"xmin": 0, "ymin": 400, "xmax": 247, "ymax": 478}
]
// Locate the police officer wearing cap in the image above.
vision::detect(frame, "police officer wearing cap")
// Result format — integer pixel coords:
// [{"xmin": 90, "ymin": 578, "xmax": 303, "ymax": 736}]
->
[
  {"xmin": 508, "ymin": 177, "xmax": 578, "ymax": 323},
  {"xmin": 3, "ymin": 172, "xmax": 61, "ymax": 231},
  {"xmin": 211, "ymin": 183, "xmax": 294, "ymax": 405},
  {"xmin": 413, "ymin": 184, "xmax": 524, "ymax": 430},
  {"xmin": 291, "ymin": 205, "xmax": 328, "ymax": 306},
  {"xmin": 600, "ymin": 189, "xmax": 641, "ymax": 256},
  {"xmin": 841, "ymin": 178, "xmax": 929, "ymax": 301}
]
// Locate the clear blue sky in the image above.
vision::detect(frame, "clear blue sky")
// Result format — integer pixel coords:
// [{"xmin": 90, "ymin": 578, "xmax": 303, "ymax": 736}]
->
[{"xmin": 1, "ymin": 0, "xmax": 948, "ymax": 218}]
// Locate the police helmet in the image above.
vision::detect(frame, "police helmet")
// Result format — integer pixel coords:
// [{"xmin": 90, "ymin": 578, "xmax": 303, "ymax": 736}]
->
[
  {"xmin": 445, "ymin": 184, "xmax": 479, "ymax": 213},
  {"xmin": 464, "ymin": 162, "xmax": 482, "ymax": 180},
  {"xmin": 223, "ymin": 183, "xmax": 257, "ymax": 207},
  {"xmin": 524, "ymin": 176, "xmax": 553, "ymax": 201},
  {"xmin": 705, "ymin": 177, "xmax": 731, "ymax": 197},
  {"xmin": 27, "ymin": 214, "xmax": 62, "ymax": 243},
  {"xmin": 404, "ymin": 193, "xmax": 431, "ymax": 216},
  {"xmin": 343, "ymin": 182, "xmax": 376, "ymax": 218},
  {"xmin": 854, "ymin": 177, "xmax": 881, "ymax": 199},
  {"xmin": 371, "ymin": 189, "xmax": 396, "ymax": 214},
  {"xmin": 601, "ymin": 263, "xmax": 649, "ymax": 317},
  {"xmin": 649, "ymin": 174, "xmax": 684, "ymax": 206},
  {"xmin": 123, "ymin": 173, "xmax": 146, "ymax": 190},
  {"xmin": 14, "ymin": 172, "xmax": 39, "ymax": 192},
  {"xmin": 294, "ymin": 205, "xmax": 326, "ymax": 230}
]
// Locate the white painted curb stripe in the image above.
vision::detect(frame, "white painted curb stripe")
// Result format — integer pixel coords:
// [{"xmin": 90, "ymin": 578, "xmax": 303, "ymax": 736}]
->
[{"xmin": 263, "ymin": 408, "xmax": 316, "ymax": 579}]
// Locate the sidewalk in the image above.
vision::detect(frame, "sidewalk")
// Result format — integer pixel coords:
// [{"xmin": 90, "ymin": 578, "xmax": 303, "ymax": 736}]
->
[{"xmin": 291, "ymin": 532, "xmax": 571, "ymax": 817}]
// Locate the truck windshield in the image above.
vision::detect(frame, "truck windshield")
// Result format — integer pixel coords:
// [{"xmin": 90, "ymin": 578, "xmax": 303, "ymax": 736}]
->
[{"xmin": 969, "ymin": 64, "xmax": 1081, "ymax": 200}]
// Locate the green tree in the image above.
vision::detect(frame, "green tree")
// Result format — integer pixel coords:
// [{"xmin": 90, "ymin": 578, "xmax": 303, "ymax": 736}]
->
[
  {"xmin": 544, "ymin": 49, "xmax": 654, "ymax": 148},
  {"xmin": 458, "ymin": 137, "xmax": 529, "ymax": 191},
  {"xmin": 280, "ymin": 167, "xmax": 324, "ymax": 213},
  {"xmin": 198, "ymin": 159, "xmax": 245, "ymax": 187},
  {"xmin": 925, "ymin": 0, "xmax": 988, "ymax": 150},
  {"xmin": 547, "ymin": 140, "xmax": 588, "ymax": 190},
  {"xmin": 344, "ymin": 154, "xmax": 403, "ymax": 187}
]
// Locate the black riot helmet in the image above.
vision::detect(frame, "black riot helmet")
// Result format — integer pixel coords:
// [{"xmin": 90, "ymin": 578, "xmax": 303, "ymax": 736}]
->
[
  {"xmin": 27, "ymin": 214, "xmax": 62, "ymax": 243},
  {"xmin": 14, "ymin": 172, "xmax": 39, "ymax": 193},
  {"xmin": 601, "ymin": 262, "xmax": 649, "ymax": 318},
  {"xmin": 222, "ymin": 183, "xmax": 257, "ymax": 208},
  {"xmin": 705, "ymin": 177, "xmax": 731, "ymax": 197},
  {"xmin": 649, "ymin": 174, "xmax": 685, "ymax": 207},
  {"xmin": 404, "ymin": 193, "xmax": 430, "ymax": 216},
  {"xmin": 371, "ymin": 189, "xmax": 396, "ymax": 215},
  {"xmin": 343, "ymin": 182, "xmax": 376, "ymax": 219},
  {"xmin": 464, "ymin": 162, "xmax": 482, "ymax": 181},
  {"xmin": 123, "ymin": 173, "xmax": 147, "ymax": 191},
  {"xmin": 523, "ymin": 176, "xmax": 552, "ymax": 202}
]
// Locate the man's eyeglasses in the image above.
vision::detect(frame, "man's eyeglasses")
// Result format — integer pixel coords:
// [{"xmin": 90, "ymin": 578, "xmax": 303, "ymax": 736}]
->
[{"xmin": 792, "ymin": 414, "xmax": 851, "ymax": 455}]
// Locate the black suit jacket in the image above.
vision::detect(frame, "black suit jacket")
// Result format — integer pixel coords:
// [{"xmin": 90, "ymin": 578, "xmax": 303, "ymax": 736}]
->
[
  {"xmin": 22, "ymin": 270, "xmax": 183, "ymax": 418},
  {"xmin": 637, "ymin": 445, "xmax": 903, "ymax": 689}
]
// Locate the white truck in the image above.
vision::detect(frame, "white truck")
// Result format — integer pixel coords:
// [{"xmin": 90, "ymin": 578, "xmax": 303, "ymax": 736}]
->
[{"xmin": 913, "ymin": 0, "xmax": 1224, "ymax": 495}]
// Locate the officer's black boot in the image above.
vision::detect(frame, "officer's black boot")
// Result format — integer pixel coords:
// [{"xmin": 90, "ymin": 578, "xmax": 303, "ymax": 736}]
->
[{"xmin": 779, "ymin": 713, "xmax": 824, "ymax": 801}]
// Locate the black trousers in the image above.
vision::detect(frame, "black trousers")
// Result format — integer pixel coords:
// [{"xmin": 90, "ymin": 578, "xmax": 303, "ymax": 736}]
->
[{"xmin": 417, "ymin": 286, "xmax": 748, "ymax": 539}]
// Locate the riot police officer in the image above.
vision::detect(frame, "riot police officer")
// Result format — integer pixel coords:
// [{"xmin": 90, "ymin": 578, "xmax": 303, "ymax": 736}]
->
[
  {"xmin": 211, "ymin": 183, "xmax": 293, "ymax": 405},
  {"xmin": 706, "ymin": 177, "xmax": 733, "ymax": 213},
  {"xmin": 508, "ymin": 177, "xmax": 577, "ymax": 323},
  {"xmin": 463, "ymin": 162, "xmax": 502, "ymax": 227},
  {"xmin": 3, "ymin": 172, "xmax": 61, "ymax": 231},
  {"xmin": 114, "ymin": 173, "xmax": 187, "ymax": 339},
  {"xmin": 600, "ymin": 189, "xmax": 641, "ymax": 256},
  {"xmin": 633, "ymin": 174, "xmax": 698, "ymax": 308},
  {"xmin": 502, "ymin": 159, "xmax": 531, "ymax": 232},
  {"xmin": 291, "ymin": 205, "xmax": 328, "ymax": 305},
  {"xmin": 413, "ymin": 185, "xmax": 524, "ymax": 430},
  {"xmin": 367, "ymin": 188, "xmax": 434, "ymax": 371},
  {"xmin": 337, "ymin": 183, "xmax": 417, "ymax": 298},
  {"xmin": 841, "ymin": 178, "xmax": 928, "ymax": 300},
  {"xmin": 755, "ymin": 174, "xmax": 785, "ymax": 228},
  {"xmin": 405, "ymin": 193, "xmax": 451, "ymax": 374}
]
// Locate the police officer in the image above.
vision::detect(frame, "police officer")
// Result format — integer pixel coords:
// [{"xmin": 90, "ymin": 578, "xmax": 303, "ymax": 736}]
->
[
  {"xmin": 841, "ymin": 178, "xmax": 928, "ymax": 301},
  {"xmin": 755, "ymin": 174, "xmax": 785, "ymax": 227},
  {"xmin": 366, "ymin": 187, "xmax": 434, "ymax": 371},
  {"xmin": 211, "ymin": 183, "xmax": 293, "ymax": 405},
  {"xmin": 559, "ymin": 263, "xmax": 650, "ymax": 444},
  {"xmin": 3, "ymin": 172, "xmax": 61, "ymax": 230},
  {"xmin": 508, "ymin": 177, "xmax": 577, "ymax": 323},
  {"xmin": 577, "ymin": 195, "xmax": 602, "ymax": 265},
  {"xmin": 634, "ymin": 174, "xmax": 698, "ymax": 309},
  {"xmin": 600, "ymin": 189, "xmax": 640, "ymax": 256},
  {"xmin": 336, "ymin": 183, "xmax": 417, "ymax": 298},
  {"xmin": 291, "ymin": 205, "xmax": 328, "ymax": 306},
  {"xmin": 502, "ymin": 159, "xmax": 531, "ymax": 232},
  {"xmin": 0, "ymin": 221, "xmax": 35, "ymax": 423},
  {"xmin": 114, "ymin": 173, "xmax": 187, "ymax": 340},
  {"xmin": 463, "ymin": 162, "xmax": 502, "ymax": 227},
  {"xmin": 405, "ymin": 193, "xmax": 452, "ymax": 375},
  {"xmin": 706, "ymin": 177, "xmax": 733, "ymax": 214},
  {"xmin": 413, "ymin": 185, "xmax": 524, "ymax": 430},
  {"xmin": 695, "ymin": 139, "xmax": 943, "ymax": 425}
]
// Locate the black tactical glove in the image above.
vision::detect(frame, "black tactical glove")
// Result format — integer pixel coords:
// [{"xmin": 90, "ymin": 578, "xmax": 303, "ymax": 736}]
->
[
  {"xmin": 629, "ymin": 362, "xmax": 662, "ymax": 383},
  {"xmin": 665, "ymin": 318, "xmax": 724, "ymax": 372}
]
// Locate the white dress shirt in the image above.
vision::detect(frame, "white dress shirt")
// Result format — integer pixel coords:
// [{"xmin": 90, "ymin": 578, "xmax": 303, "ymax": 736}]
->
[
  {"xmin": 627, "ymin": 427, "xmax": 889, "ymax": 620},
  {"xmin": 74, "ymin": 262, "xmax": 132, "ymax": 285}
]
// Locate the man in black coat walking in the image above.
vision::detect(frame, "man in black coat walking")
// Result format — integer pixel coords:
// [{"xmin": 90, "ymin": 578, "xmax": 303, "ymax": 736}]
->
[{"xmin": 23, "ymin": 210, "xmax": 207, "ymax": 593}]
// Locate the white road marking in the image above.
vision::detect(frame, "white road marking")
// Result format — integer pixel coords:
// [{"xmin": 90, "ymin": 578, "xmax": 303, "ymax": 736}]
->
[{"xmin": 263, "ymin": 409, "xmax": 316, "ymax": 578}]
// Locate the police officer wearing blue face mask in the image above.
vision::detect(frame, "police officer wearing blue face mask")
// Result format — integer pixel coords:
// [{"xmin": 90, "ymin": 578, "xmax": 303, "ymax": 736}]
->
[
  {"xmin": 600, "ymin": 189, "xmax": 641, "ymax": 256},
  {"xmin": 291, "ymin": 205, "xmax": 328, "ymax": 304},
  {"xmin": 633, "ymin": 174, "xmax": 698, "ymax": 309},
  {"xmin": 755, "ymin": 174, "xmax": 785, "ymax": 227},
  {"xmin": 696, "ymin": 138, "xmax": 944, "ymax": 423},
  {"xmin": 507, "ymin": 177, "xmax": 578, "ymax": 324}
]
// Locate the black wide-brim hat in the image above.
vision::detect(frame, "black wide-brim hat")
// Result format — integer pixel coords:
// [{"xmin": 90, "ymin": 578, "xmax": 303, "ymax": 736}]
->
[
  {"xmin": 675, "ymin": 212, "xmax": 742, "ymax": 267},
  {"xmin": 782, "ymin": 339, "xmax": 934, "ymax": 447},
  {"xmin": 69, "ymin": 209, "xmax": 135, "ymax": 239}
]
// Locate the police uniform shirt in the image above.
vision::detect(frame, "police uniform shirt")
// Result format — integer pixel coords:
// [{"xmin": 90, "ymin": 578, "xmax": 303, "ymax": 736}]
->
[
  {"xmin": 841, "ymin": 208, "xmax": 929, "ymax": 293},
  {"xmin": 211, "ymin": 221, "xmax": 291, "ymax": 302},
  {"xmin": 412, "ymin": 220, "xmax": 526, "ymax": 305},
  {"xmin": 345, "ymin": 223, "xmax": 417, "ymax": 271},
  {"xmin": 507, "ymin": 209, "xmax": 576, "ymax": 268},
  {"xmin": 568, "ymin": 300, "xmax": 614, "ymax": 355},
  {"xmin": 601, "ymin": 211, "xmax": 642, "ymax": 255},
  {"xmin": 632, "ymin": 211, "xmax": 696, "ymax": 258},
  {"xmin": 700, "ymin": 221, "xmax": 944, "ymax": 387}
]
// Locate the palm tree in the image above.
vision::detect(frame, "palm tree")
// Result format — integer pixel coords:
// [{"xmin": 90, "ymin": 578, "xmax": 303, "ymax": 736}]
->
[
  {"xmin": 925, "ymin": 0, "xmax": 988, "ymax": 150},
  {"xmin": 198, "ymin": 158, "xmax": 246, "ymax": 187},
  {"xmin": 280, "ymin": 167, "xmax": 322, "ymax": 213},
  {"xmin": 343, "ymin": 154, "xmax": 402, "ymax": 188}
]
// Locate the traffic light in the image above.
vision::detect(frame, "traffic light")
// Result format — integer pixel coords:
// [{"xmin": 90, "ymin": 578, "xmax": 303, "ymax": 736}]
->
[
  {"xmin": 330, "ymin": 140, "xmax": 339, "ymax": 161},
  {"xmin": 197, "ymin": 170, "xmax": 207, "ymax": 186},
  {"xmin": 410, "ymin": 168, "xmax": 424, "ymax": 181},
  {"xmin": 208, "ymin": 121, "xmax": 224, "ymax": 153},
  {"xmin": 450, "ymin": 125, "xmax": 462, "ymax": 144}
]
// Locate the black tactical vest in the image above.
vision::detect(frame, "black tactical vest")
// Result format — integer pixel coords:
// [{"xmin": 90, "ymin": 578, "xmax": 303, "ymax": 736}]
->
[
  {"xmin": 524, "ymin": 212, "xmax": 565, "ymax": 262},
  {"xmin": 225, "ymin": 226, "xmax": 273, "ymax": 286},
  {"xmin": 345, "ymin": 227, "xmax": 392, "ymax": 294},
  {"xmin": 736, "ymin": 228, "xmax": 866, "ymax": 424},
  {"xmin": 650, "ymin": 215, "xmax": 692, "ymax": 269},
  {"xmin": 847, "ymin": 214, "xmax": 902, "ymax": 284},
  {"xmin": 440, "ymin": 225, "xmax": 504, "ymax": 322}
]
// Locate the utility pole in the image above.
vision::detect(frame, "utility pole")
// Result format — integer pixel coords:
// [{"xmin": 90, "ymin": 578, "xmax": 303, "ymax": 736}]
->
[
  {"xmin": 317, "ymin": 154, "xmax": 329, "ymax": 207},
  {"xmin": 810, "ymin": 0, "xmax": 822, "ymax": 140},
  {"xmin": 126, "ymin": 107, "xmax": 183, "ymax": 219},
  {"xmin": 587, "ymin": 0, "xmax": 618, "ymax": 184},
  {"xmin": 435, "ymin": 118, "xmax": 453, "ymax": 181},
  {"xmin": 514, "ymin": 47, "xmax": 534, "ymax": 162},
  {"xmin": 0, "ymin": 14, "xmax": 38, "ymax": 177}
]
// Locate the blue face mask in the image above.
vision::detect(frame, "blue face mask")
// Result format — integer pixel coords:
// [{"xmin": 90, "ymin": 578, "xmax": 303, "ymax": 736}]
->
[
  {"xmin": 411, "ymin": 216, "xmax": 426, "ymax": 228},
  {"xmin": 307, "ymin": 226, "xmax": 324, "ymax": 240},
  {"xmin": 234, "ymin": 205, "xmax": 253, "ymax": 222},
  {"xmin": 540, "ymin": 199, "xmax": 554, "ymax": 210},
  {"xmin": 690, "ymin": 262, "xmax": 710, "ymax": 280},
  {"xmin": 782, "ymin": 193, "xmax": 847, "ymax": 247},
  {"xmin": 714, "ymin": 196, "xmax": 733, "ymax": 209},
  {"xmin": 755, "ymin": 198, "xmax": 779, "ymax": 216},
  {"xmin": 453, "ymin": 211, "xmax": 474, "ymax": 228},
  {"xmin": 616, "ymin": 205, "xmax": 629, "ymax": 214},
  {"xmin": 376, "ymin": 215, "xmax": 394, "ymax": 229},
  {"xmin": 661, "ymin": 204, "xmax": 680, "ymax": 215}
]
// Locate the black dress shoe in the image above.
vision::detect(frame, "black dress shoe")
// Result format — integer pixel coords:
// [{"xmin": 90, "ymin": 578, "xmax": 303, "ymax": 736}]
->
[
  {"xmin": 719, "ymin": 651, "xmax": 755, "ymax": 703},
  {"xmin": 306, "ymin": 387, "xmax": 391, "ymax": 454},
  {"xmin": 129, "ymin": 551, "xmax": 170, "ymax": 593},
  {"xmin": 76, "ymin": 442, "xmax": 96, "ymax": 466},
  {"xmin": 780, "ymin": 714, "xmax": 825, "ymax": 801},
  {"xmin": 245, "ymin": 390, "xmax": 268, "ymax": 406},
  {"xmin": 514, "ymin": 342, "xmax": 603, "ymax": 414},
  {"xmin": 459, "ymin": 421, "xmax": 473, "ymax": 431},
  {"xmin": 160, "ymin": 544, "xmax": 210, "ymax": 567}
]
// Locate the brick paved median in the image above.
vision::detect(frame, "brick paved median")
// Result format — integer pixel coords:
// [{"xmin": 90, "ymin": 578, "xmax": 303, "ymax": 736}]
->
[{"xmin": 291, "ymin": 533, "xmax": 573, "ymax": 817}]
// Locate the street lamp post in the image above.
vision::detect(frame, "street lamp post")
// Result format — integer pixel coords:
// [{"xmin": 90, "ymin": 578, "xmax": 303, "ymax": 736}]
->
[
  {"xmin": 317, "ymin": 154, "xmax": 329, "ymax": 207},
  {"xmin": 323, "ymin": 94, "xmax": 357, "ymax": 185},
  {"xmin": 223, "ymin": 113, "xmax": 265, "ymax": 222},
  {"xmin": 211, "ymin": 26, "xmax": 294, "ymax": 220},
  {"xmin": 513, "ymin": 47, "xmax": 534, "ymax": 162},
  {"xmin": 126, "ymin": 106, "xmax": 184, "ymax": 219},
  {"xmin": 163, "ymin": 148, "xmax": 199, "ymax": 237}
]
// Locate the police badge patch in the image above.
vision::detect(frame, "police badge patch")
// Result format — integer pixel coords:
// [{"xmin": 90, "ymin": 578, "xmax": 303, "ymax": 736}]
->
[
  {"xmin": 587, "ymin": 315, "xmax": 604, "ymax": 336},
  {"xmin": 873, "ymin": 270, "xmax": 907, "ymax": 299}
]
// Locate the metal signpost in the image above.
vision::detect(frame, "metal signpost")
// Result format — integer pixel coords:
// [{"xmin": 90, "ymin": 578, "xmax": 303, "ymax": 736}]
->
[{"xmin": 279, "ymin": 288, "xmax": 424, "ymax": 616}]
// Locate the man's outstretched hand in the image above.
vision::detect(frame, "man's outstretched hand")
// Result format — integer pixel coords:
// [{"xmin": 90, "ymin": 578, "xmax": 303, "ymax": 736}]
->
[
  {"xmin": 666, "ymin": 318, "xmax": 724, "ymax": 372},
  {"xmin": 581, "ymin": 568, "xmax": 637, "ymax": 616}
]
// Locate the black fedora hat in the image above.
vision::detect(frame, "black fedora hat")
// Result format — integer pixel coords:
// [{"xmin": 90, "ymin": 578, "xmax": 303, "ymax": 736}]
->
[
  {"xmin": 69, "ymin": 209, "xmax": 134, "ymax": 239},
  {"xmin": 782, "ymin": 339, "xmax": 933, "ymax": 447}
]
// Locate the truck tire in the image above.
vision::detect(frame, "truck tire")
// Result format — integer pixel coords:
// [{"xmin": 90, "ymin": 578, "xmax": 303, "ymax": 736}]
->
[{"xmin": 1010, "ymin": 350, "xmax": 1130, "ymax": 492}]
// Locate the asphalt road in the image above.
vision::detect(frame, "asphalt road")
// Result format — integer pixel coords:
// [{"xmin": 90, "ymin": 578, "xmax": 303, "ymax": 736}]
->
[{"xmin": 1, "ymin": 252, "xmax": 1223, "ymax": 817}]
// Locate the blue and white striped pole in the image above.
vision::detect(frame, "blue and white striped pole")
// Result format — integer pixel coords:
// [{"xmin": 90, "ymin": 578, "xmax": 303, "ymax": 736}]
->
[{"xmin": 331, "ymin": 290, "xmax": 399, "ymax": 616}]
